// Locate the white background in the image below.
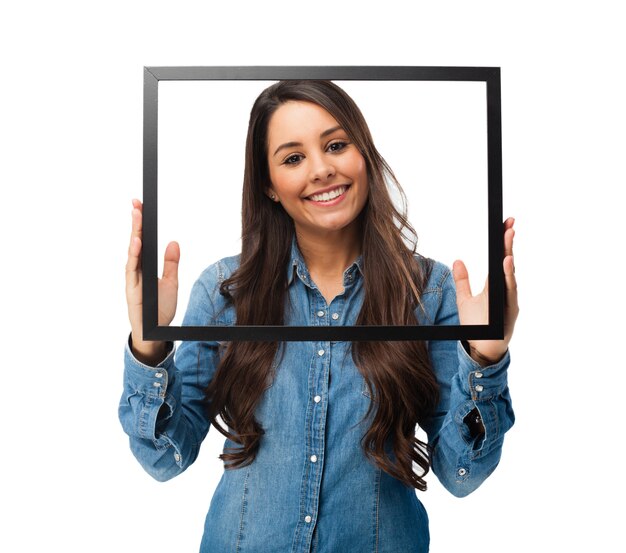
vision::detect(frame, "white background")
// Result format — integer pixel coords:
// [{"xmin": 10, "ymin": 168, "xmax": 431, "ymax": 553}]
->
[
  {"xmin": 158, "ymin": 79, "xmax": 488, "ymax": 325},
  {"xmin": 1, "ymin": 1, "xmax": 624, "ymax": 552}
]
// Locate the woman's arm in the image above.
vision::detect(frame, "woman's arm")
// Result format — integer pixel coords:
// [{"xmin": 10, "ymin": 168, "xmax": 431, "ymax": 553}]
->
[
  {"xmin": 424, "ymin": 218, "xmax": 518, "ymax": 497},
  {"xmin": 118, "ymin": 271, "xmax": 222, "ymax": 482},
  {"xmin": 425, "ymin": 331, "xmax": 514, "ymax": 497}
]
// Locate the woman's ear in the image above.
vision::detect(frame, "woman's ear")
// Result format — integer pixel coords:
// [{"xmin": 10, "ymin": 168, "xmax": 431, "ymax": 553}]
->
[{"xmin": 265, "ymin": 188, "xmax": 278, "ymax": 202}]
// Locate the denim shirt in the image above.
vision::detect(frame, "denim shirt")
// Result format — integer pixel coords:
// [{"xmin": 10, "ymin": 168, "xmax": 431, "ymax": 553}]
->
[{"xmin": 119, "ymin": 237, "xmax": 514, "ymax": 553}]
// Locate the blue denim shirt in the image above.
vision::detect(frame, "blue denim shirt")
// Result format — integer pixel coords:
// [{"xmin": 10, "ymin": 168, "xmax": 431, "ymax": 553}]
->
[{"xmin": 119, "ymin": 237, "xmax": 514, "ymax": 553}]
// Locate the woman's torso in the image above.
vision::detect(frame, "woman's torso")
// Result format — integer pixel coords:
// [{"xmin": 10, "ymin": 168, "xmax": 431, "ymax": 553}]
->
[{"xmin": 195, "ymin": 237, "xmax": 448, "ymax": 553}]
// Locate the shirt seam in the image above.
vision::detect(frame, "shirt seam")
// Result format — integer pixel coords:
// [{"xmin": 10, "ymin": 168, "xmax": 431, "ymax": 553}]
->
[
  {"xmin": 235, "ymin": 466, "xmax": 251, "ymax": 553},
  {"xmin": 374, "ymin": 468, "xmax": 381, "ymax": 553}
]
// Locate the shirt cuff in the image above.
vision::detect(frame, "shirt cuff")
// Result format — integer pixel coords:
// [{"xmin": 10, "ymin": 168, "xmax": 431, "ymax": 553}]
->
[
  {"xmin": 457, "ymin": 341, "xmax": 510, "ymax": 402},
  {"xmin": 124, "ymin": 333, "xmax": 176, "ymax": 396}
]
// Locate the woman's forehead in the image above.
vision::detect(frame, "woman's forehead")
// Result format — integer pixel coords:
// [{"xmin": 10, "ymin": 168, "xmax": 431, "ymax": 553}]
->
[{"xmin": 268, "ymin": 101, "xmax": 341, "ymax": 142}]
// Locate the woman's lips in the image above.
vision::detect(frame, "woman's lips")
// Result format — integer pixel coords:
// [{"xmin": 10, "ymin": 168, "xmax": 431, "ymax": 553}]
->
[{"xmin": 305, "ymin": 185, "xmax": 350, "ymax": 206}]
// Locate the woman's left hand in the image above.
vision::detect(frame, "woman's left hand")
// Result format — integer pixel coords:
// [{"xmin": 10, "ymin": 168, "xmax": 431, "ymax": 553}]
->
[{"xmin": 452, "ymin": 217, "xmax": 519, "ymax": 366}]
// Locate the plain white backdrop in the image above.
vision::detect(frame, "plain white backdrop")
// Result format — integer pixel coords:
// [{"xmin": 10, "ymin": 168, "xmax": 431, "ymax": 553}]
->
[
  {"xmin": 1, "ymin": 1, "xmax": 624, "ymax": 552},
  {"xmin": 158, "ymin": 79, "xmax": 488, "ymax": 326}
]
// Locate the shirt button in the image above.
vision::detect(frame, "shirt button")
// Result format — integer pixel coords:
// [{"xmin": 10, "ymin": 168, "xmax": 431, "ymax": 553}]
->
[
  {"xmin": 155, "ymin": 372, "xmax": 163, "ymax": 378},
  {"xmin": 475, "ymin": 384, "xmax": 484, "ymax": 392},
  {"xmin": 317, "ymin": 310, "xmax": 325, "ymax": 317},
  {"xmin": 331, "ymin": 313, "xmax": 339, "ymax": 320},
  {"xmin": 174, "ymin": 453, "xmax": 181, "ymax": 462},
  {"xmin": 310, "ymin": 455, "xmax": 317, "ymax": 463},
  {"xmin": 153, "ymin": 381, "xmax": 161, "ymax": 387},
  {"xmin": 314, "ymin": 395, "xmax": 321, "ymax": 403},
  {"xmin": 475, "ymin": 372, "xmax": 483, "ymax": 379},
  {"xmin": 458, "ymin": 468, "xmax": 467, "ymax": 476},
  {"xmin": 304, "ymin": 515, "xmax": 312, "ymax": 523},
  {"xmin": 318, "ymin": 349, "xmax": 325, "ymax": 356}
]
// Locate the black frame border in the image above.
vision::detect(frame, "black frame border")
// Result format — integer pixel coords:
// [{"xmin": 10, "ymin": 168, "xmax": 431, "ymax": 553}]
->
[{"xmin": 143, "ymin": 66, "xmax": 504, "ymax": 341}]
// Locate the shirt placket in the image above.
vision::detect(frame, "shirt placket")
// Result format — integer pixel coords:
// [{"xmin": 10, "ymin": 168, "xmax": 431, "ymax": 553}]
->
[{"xmin": 291, "ymin": 275, "xmax": 332, "ymax": 552}]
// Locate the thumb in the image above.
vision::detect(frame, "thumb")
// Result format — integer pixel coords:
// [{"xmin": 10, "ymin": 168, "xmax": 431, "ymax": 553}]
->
[
  {"xmin": 162, "ymin": 241, "xmax": 180, "ymax": 281},
  {"xmin": 452, "ymin": 260, "xmax": 472, "ymax": 302}
]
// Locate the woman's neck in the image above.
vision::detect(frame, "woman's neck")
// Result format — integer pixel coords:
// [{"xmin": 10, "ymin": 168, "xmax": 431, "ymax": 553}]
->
[{"xmin": 295, "ymin": 225, "xmax": 362, "ymax": 278}]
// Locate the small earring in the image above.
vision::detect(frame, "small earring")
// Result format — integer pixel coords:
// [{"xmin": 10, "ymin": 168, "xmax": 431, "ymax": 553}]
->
[{"xmin": 270, "ymin": 194, "xmax": 276, "ymax": 200}]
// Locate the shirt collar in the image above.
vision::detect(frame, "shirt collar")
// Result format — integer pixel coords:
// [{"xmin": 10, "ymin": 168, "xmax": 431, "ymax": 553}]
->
[{"xmin": 286, "ymin": 235, "xmax": 364, "ymax": 287}]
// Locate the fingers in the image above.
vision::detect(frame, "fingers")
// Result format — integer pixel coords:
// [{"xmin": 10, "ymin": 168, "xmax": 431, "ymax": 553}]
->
[
  {"xmin": 162, "ymin": 241, "xmax": 181, "ymax": 282},
  {"xmin": 503, "ymin": 217, "xmax": 515, "ymax": 258},
  {"xmin": 502, "ymin": 216, "xmax": 518, "ymax": 308},
  {"xmin": 503, "ymin": 255, "xmax": 517, "ymax": 292},
  {"xmin": 452, "ymin": 260, "xmax": 472, "ymax": 302},
  {"xmin": 504, "ymin": 227, "xmax": 515, "ymax": 259},
  {"xmin": 126, "ymin": 200, "xmax": 143, "ymax": 287},
  {"xmin": 503, "ymin": 254, "xmax": 519, "ymax": 335},
  {"xmin": 128, "ymin": 200, "xmax": 143, "ymax": 251},
  {"xmin": 127, "ymin": 199, "xmax": 179, "ymax": 283},
  {"xmin": 126, "ymin": 235, "xmax": 141, "ymax": 273},
  {"xmin": 503, "ymin": 217, "xmax": 516, "ymax": 283}
]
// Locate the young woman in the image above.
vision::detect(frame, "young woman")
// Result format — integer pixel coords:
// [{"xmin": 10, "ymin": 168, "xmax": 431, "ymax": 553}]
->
[{"xmin": 121, "ymin": 80, "xmax": 518, "ymax": 553}]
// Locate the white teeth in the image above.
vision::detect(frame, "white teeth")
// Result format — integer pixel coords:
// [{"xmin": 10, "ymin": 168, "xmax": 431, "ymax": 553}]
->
[{"xmin": 309, "ymin": 185, "xmax": 347, "ymax": 202}]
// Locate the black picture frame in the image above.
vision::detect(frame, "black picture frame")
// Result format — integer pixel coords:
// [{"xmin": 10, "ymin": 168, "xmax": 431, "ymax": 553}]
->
[{"xmin": 143, "ymin": 66, "xmax": 504, "ymax": 342}]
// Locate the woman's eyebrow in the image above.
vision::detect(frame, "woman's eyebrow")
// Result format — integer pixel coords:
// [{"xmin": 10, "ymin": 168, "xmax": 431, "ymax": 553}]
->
[{"xmin": 272, "ymin": 125, "xmax": 344, "ymax": 157}]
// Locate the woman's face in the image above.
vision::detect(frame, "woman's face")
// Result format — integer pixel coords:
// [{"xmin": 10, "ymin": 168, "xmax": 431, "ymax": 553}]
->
[{"xmin": 265, "ymin": 100, "xmax": 369, "ymax": 239}]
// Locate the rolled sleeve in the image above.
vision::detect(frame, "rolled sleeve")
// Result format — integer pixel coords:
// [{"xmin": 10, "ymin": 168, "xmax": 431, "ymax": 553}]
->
[
  {"xmin": 424, "ymin": 263, "xmax": 515, "ymax": 497},
  {"xmin": 118, "ymin": 264, "xmax": 224, "ymax": 482},
  {"xmin": 457, "ymin": 341, "xmax": 510, "ymax": 401},
  {"xmin": 121, "ymin": 335, "xmax": 176, "ymax": 441}
]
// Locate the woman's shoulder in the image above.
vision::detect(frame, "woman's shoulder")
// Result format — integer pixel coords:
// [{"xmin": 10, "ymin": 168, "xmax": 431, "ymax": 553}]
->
[
  {"xmin": 195, "ymin": 253, "xmax": 242, "ymax": 290},
  {"xmin": 189, "ymin": 252, "xmax": 241, "ymax": 298},
  {"xmin": 185, "ymin": 253, "xmax": 241, "ymax": 325},
  {"xmin": 413, "ymin": 253, "xmax": 453, "ymax": 292},
  {"xmin": 412, "ymin": 253, "xmax": 457, "ymax": 325}
]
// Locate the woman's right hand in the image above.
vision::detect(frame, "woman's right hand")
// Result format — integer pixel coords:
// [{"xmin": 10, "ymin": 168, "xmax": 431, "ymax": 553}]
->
[{"xmin": 125, "ymin": 198, "xmax": 180, "ymax": 365}]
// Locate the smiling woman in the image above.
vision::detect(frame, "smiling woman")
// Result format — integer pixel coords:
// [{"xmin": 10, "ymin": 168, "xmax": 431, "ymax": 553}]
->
[
  {"xmin": 120, "ymin": 79, "xmax": 518, "ymax": 553},
  {"xmin": 265, "ymin": 100, "xmax": 370, "ymax": 300},
  {"xmin": 266, "ymin": 101, "xmax": 369, "ymax": 236}
]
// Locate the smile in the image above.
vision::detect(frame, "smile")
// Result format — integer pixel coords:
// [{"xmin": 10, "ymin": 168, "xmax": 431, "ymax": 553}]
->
[{"xmin": 307, "ymin": 185, "xmax": 349, "ymax": 203}]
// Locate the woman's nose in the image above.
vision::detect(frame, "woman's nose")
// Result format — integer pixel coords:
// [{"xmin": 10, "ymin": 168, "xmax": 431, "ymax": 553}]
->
[{"xmin": 309, "ymin": 154, "xmax": 336, "ymax": 182}]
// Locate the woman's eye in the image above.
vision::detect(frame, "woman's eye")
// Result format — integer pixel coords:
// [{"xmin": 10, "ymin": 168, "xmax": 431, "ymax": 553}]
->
[
  {"xmin": 328, "ymin": 141, "xmax": 348, "ymax": 152},
  {"xmin": 284, "ymin": 154, "xmax": 302, "ymax": 165}
]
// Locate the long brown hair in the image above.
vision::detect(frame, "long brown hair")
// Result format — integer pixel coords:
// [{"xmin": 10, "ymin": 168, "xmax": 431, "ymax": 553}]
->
[{"xmin": 205, "ymin": 80, "xmax": 439, "ymax": 491}]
